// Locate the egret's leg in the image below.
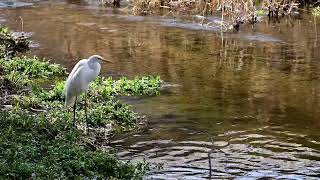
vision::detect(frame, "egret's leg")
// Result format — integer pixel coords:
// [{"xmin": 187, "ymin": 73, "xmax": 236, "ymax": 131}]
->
[
  {"xmin": 85, "ymin": 92, "xmax": 89, "ymax": 131},
  {"xmin": 73, "ymin": 96, "xmax": 77, "ymax": 127}
]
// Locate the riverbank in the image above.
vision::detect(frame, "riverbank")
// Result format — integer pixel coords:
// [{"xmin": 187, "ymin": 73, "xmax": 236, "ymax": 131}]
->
[
  {"xmin": 121, "ymin": 0, "xmax": 320, "ymax": 31},
  {"xmin": 0, "ymin": 26, "xmax": 162, "ymax": 179}
]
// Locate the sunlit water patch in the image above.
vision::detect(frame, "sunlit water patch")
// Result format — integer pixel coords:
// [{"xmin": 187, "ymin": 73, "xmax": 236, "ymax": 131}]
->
[{"xmin": 243, "ymin": 34, "xmax": 282, "ymax": 42}]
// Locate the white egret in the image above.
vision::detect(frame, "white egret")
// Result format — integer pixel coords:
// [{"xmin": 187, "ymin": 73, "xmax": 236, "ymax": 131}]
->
[{"xmin": 64, "ymin": 55, "xmax": 113, "ymax": 129}]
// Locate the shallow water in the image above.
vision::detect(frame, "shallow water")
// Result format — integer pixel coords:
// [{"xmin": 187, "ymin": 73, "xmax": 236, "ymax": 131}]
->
[{"xmin": 1, "ymin": 1, "xmax": 320, "ymax": 179}]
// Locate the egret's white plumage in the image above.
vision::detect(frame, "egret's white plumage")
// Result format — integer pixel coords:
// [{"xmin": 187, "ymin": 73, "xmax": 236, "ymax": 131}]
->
[
  {"xmin": 64, "ymin": 55, "xmax": 112, "ymax": 127},
  {"xmin": 65, "ymin": 56, "xmax": 101, "ymax": 107}
]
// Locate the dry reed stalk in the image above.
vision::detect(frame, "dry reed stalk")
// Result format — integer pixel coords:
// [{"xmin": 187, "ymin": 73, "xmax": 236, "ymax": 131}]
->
[{"xmin": 262, "ymin": 0, "xmax": 299, "ymax": 17}]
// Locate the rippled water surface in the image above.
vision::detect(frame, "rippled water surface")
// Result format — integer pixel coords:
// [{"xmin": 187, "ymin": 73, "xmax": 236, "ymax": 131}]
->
[{"xmin": 1, "ymin": 1, "xmax": 320, "ymax": 179}]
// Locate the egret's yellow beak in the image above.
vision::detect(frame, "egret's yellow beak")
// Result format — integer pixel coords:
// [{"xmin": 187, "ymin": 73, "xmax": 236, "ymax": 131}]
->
[{"xmin": 101, "ymin": 57, "xmax": 114, "ymax": 63}]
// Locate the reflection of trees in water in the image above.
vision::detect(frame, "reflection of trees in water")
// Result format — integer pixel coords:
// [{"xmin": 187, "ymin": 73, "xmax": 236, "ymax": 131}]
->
[
  {"xmin": 71, "ymin": 16, "xmax": 320, "ymax": 129},
  {"xmin": 3, "ymin": 3, "xmax": 320, "ymax": 129}
]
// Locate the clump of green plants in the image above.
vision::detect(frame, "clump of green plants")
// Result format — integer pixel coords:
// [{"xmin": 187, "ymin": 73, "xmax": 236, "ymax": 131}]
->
[
  {"xmin": 256, "ymin": 9, "xmax": 268, "ymax": 17},
  {"xmin": 0, "ymin": 56, "xmax": 65, "ymax": 79},
  {"xmin": 113, "ymin": 76, "xmax": 162, "ymax": 95},
  {"xmin": 0, "ymin": 55, "xmax": 66, "ymax": 104},
  {"xmin": 73, "ymin": 99, "xmax": 140, "ymax": 129},
  {"xmin": 0, "ymin": 56, "xmax": 65, "ymax": 100},
  {"xmin": 0, "ymin": 26, "xmax": 29, "ymax": 58},
  {"xmin": 27, "ymin": 75, "xmax": 161, "ymax": 128},
  {"xmin": 0, "ymin": 110, "xmax": 149, "ymax": 179},
  {"xmin": 4, "ymin": 70, "xmax": 31, "ymax": 88},
  {"xmin": 312, "ymin": 6, "xmax": 320, "ymax": 17},
  {"xmin": 7, "ymin": 74, "xmax": 162, "ymax": 130},
  {"xmin": 43, "ymin": 75, "xmax": 162, "ymax": 103},
  {"xmin": 91, "ymin": 76, "xmax": 162, "ymax": 98},
  {"xmin": 2, "ymin": 74, "xmax": 159, "ymax": 178}
]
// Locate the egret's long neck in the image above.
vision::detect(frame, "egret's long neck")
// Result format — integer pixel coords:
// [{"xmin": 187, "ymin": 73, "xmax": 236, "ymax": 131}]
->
[{"xmin": 89, "ymin": 61, "xmax": 101, "ymax": 74}]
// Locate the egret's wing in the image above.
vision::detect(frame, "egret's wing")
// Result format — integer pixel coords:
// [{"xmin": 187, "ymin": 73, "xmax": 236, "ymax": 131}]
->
[
  {"xmin": 65, "ymin": 59, "xmax": 87, "ymax": 87},
  {"xmin": 64, "ymin": 59, "xmax": 87, "ymax": 107}
]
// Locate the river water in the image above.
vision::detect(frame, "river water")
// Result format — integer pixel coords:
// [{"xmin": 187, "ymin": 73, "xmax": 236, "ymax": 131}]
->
[{"xmin": 1, "ymin": 1, "xmax": 320, "ymax": 179}]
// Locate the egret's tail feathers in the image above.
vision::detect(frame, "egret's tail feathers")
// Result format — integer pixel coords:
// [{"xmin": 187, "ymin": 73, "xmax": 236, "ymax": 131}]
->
[{"xmin": 65, "ymin": 95, "xmax": 76, "ymax": 107}]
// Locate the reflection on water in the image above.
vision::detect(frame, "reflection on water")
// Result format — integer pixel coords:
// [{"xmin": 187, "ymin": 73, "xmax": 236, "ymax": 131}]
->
[
  {"xmin": 1, "ymin": 1, "xmax": 320, "ymax": 179},
  {"xmin": 0, "ymin": 0, "xmax": 33, "ymax": 8}
]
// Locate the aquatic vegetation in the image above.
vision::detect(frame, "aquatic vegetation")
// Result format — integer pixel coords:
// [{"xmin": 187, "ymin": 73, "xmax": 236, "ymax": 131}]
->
[
  {"xmin": 91, "ymin": 76, "xmax": 162, "ymax": 98},
  {"xmin": 0, "ymin": 56, "xmax": 161, "ymax": 128},
  {"xmin": 0, "ymin": 26, "xmax": 29, "ymax": 58},
  {"xmin": 14, "ymin": 95, "xmax": 43, "ymax": 109},
  {"xmin": 0, "ymin": 27, "xmax": 10, "ymax": 36},
  {"xmin": 34, "ymin": 75, "xmax": 162, "ymax": 101},
  {"xmin": 256, "ymin": 9, "xmax": 268, "ymax": 17},
  {"xmin": 312, "ymin": 6, "xmax": 320, "ymax": 17},
  {"xmin": 4, "ymin": 70, "xmax": 31, "ymax": 88},
  {"xmin": 85, "ymin": 100, "xmax": 139, "ymax": 128},
  {"xmin": 0, "ymin": 56, "xmax": 65, "ymax": 78},
  {"xmin": 18, "ymin": 75, "xmax": 162, "ymax": 131},
  {"xmin": 1, "ymin": 95, "xmax": 150, "ymax": 178},
  {"xmin": 0, "ymin": 110, "xmax": 149, "ymax": 179},
  {"xmin": 35, "ymin": 76, "xmax": 161, "ymax": 128},
  {"xmin": 44, "ymin": 80, "xmax": 65, "ymax": 101},
  {"xmin": 113, "ymin": 76, "xmax": 162, "ymax": 96},
  {"xmin": 0, "ymin": 56, "xmax": 66, "ymax": 99},
  {"xmin": 31, "ymin": 95, "xmax": 140, "ymax": 130}
]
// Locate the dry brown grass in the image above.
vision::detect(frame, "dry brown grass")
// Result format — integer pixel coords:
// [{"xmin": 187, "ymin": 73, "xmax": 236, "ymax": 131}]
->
[
  {"xmin": 132, "ymin": 0, "xmax": 162, "ymax": 15},
  {"xmin": 131, "ymin": 0, "xmax": 205, "ymax": 15},
  {"xmin": 129, "ymin": 0, "xmax": 257, "ymax": 30},
  {"xmin": 261, "ymin": 0, "xmax": 299, "ymax": 16},
  {"xmin": 126, "ymin": 0, "xmax": 316, "ymax": 30}
]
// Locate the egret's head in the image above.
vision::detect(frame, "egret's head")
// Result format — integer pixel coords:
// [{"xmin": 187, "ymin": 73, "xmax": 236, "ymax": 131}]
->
[{"xmin": 88, "ymin": 55, "xmax": 113, "ymax": 64}]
